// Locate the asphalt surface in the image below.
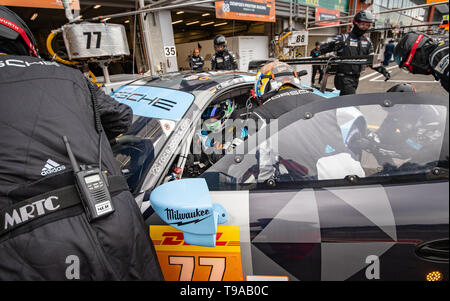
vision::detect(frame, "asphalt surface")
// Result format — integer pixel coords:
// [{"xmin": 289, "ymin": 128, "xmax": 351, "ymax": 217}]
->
[{"xmin": 314, "ymin": 62, "xmax": 449, "ymax": 95}]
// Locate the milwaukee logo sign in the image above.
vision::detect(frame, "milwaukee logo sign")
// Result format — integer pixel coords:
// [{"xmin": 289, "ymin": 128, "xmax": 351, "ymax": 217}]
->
[
  {"xmin": 164, "ymin": 208, "xmax": 210, "ymax": 226},
  {"xmin": 3, "ymin": 196, "xmax": 60, "ymax": 230}
]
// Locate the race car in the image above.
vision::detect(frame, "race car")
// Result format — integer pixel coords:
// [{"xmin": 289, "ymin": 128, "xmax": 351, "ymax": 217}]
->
[{"xmin": 109, "ymin": 70, "xmax": 449, "ymax": 281}]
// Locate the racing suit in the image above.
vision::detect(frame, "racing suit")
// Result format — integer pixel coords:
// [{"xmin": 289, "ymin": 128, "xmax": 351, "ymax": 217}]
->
[
  {"xmin": 320, "ymin": 29, "xmax": 389, "ymax": 95},
  {"xmin": 429, "ymin": 40, "xmax": 449, "ymax": 92},
  {"xmin": 211, "ymin": 50, "xmax": 238, "ymax": 71},
  {"xmin": 0, "ymin": 54, "xmax": 162, "ymax": 280},
  {"xmin": 189, "ymin": 54, "xmax": 204, "ymax": 71}
]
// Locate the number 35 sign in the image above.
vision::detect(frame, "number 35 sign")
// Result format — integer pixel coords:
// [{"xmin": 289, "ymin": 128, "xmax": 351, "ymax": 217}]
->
[
  {"xmin": 164, "ymin": 46, "xmax": 177, "ymax": 57},
  {"xmin": 150, "ymin": 225, "xmax": 243, "ymax": 281},
  {"xmin": 288, "ymin": 30, "xmax": 309, "ymax": 47}
]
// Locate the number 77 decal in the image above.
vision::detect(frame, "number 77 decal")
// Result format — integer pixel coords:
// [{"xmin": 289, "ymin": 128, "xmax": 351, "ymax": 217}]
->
[{"xmin": 169, "ymin": 256, "xmax": 226, "ymax": 281}]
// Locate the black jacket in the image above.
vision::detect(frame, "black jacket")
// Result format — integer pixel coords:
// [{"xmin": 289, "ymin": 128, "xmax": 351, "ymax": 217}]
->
[
  {"xmin": 320, "ymin": 31, "xmax": 374, "ymax": 75},
  {"xmin": 189, "ymin": 55, "xmax": 204, "ymax": 71},
  {"xmin": 0, "ymin": 54, "xmax": 162, "ymax": 280},
  {"xmin": 211, "ymin": 50, "xmax": 238, "ymax": 71}
]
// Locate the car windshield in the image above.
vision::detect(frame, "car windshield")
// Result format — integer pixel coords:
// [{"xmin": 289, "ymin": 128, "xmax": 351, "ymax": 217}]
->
[
  {"xmin": 109, "ymin": 85, "xmax": 195, "ymax": 192},
  {"xmin": 200, "ymin": 101, "xmax": 448, "ymax": 190}
]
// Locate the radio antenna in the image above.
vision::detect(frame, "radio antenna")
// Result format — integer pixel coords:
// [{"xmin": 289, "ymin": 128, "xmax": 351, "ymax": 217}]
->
[{"xmin": 63, "ymin": 136, "xmax": 80, "ymax": 172}]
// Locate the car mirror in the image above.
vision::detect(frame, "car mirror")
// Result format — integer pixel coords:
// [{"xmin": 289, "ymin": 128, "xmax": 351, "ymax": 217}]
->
[{"xmin": 150, "ymin": 178, "xmax": 228, "ymax": 247}]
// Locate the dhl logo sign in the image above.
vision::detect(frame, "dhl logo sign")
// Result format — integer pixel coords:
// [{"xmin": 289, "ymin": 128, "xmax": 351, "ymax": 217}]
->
[
  {"xmin": 150, "ymin": 225, "xmax": 243, "ymax": 281},
  {"xmin": 150, "ymin": 225, "xmax": 241, "ymax": 252}
]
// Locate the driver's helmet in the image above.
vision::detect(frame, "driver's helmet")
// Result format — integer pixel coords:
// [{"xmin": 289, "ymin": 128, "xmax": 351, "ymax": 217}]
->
[
  {"xmin": 353, "ymin": 10, "xmax": 374, "ymax": 25},
  {"xmin": 213, "ymin": 35, "xmax": 227, "ymax": 54},
  {"xmin": 0, "ymin": 5, "xmax": 38, "ymax": 57},
  {"xmin": 202, "ymin": 98, "xmax": 235, "ymax": 133},
  {"xmin": 387, "ymin": 83, "xmax": 416, "ymax": 93},
  {"xmin": 394, "ymin": 31, "xmax": 436, "ymax": 75},
  {"xmin": 255, "ymin": 61, "xmax": 302, "ymax": 99}
]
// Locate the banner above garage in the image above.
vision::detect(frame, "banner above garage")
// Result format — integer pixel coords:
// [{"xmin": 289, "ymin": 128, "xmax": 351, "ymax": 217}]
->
[
  {"xmin": 278, "ymin": 0, "xmax": 348, "ymax": 13},
  {"xmin": 0, "ymin": 0, "xmax": 80, "ymax": 10},
  {"xmin": 315, "ymin": 7, "xmax": 341, "ymax": 26},
  {"xmin": 215, "ymin": 0, "xmax": 276, "ymax": 22}
]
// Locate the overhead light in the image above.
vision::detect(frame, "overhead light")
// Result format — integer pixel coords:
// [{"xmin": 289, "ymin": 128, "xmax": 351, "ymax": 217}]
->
[
  {"xmin": 176, "ymin": 11, "xmax": 184, "ymax": 15},
  {"xmin": 186, "ymin": 20, "xmax": 199, "ymax": 25},
  {"xmin": 124, "ymin": 19, "xmax": 130, "ymax": 24},
  {"xmin": 30, "ymin": 12, "xmax": 38, "ymax": 21},
  {"xmin": 214, "ymin": 22, "xmax": 227, "ymax": 27},
  {"xmin": 201, "ymin": 21, "xmax": 214, "ymax": 26},
  {"xmin": 172, "ymin": 20, "xmax": 183, "ymax": 25},
  {"xmin": 202, "ymin": 13, "xmax": 210, "ymax": 17},
  {"xmin": 93, "ymin": 5, "xmax": 101, "ymax": 9}
]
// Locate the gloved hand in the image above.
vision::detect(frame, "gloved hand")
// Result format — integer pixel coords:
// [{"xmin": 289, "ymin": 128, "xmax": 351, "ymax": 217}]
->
[{"xmin": 375, "ymin": 66, "xmax": 390, "ymax": 81}]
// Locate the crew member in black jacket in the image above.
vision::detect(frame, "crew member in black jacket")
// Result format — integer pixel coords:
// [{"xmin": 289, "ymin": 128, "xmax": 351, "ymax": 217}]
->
[
  {"xmin": 189, "ymin": 47, "xmax": 204, "ymax": 71},
  {"xmin": 394, "ymin": 31, "xmax": 448, "ymax": 92},
  {"xmin": 211, "ymin": 35, "xmax": 238, "ymax": 71},
  {"xmin": 310, "ymin": 41, "xmax": 324, "ymax": 86},
  {"xmin": 319, "ymin": 10, "xmax": 390, "ymax": 95},
  {"xmin": 0, "ymin": 5, "xmax": 162, "ymax": 280}
]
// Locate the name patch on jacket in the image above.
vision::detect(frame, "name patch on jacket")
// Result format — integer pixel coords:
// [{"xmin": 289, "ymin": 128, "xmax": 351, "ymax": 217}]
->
[
  {"xmin": 2, "ymin": 196, "xmax": 61, "ymax": 231},
  {"xmin": 0, "ymin": 58, "xmax": 60, "ymax": 68}
]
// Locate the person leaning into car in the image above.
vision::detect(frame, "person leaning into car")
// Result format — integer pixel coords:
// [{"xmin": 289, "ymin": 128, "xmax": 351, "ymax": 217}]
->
[{"xmin": 0, "ymin": 5, "xmax": 162, "ymax": 280}]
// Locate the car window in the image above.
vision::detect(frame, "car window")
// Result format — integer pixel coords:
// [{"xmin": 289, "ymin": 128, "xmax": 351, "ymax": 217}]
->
[
  {"xmin": 199, "ymin": 103, "xmax": 447, "ymax": 190},
  {"xmin": 110, "ymin": 86, "xmax": 195, "ymax": 193}
]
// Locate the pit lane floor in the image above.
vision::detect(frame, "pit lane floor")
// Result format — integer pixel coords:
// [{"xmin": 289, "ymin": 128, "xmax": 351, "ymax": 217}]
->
[{"xmin": 313, "ymin": 62, "xmax": 449, "ymax": 95}]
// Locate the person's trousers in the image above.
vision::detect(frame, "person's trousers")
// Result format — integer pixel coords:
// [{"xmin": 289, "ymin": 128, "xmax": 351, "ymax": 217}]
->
[
  {"xmin": 334, "ymin": 73, "xmax": 360, "ymax": 96},
  {"xmin": 383, "ymin": 53, "xmax": 393, "ymax": 66},
  {"xmin": 311, "ymin": 65, "xmax": 324, "ymax": 85}
]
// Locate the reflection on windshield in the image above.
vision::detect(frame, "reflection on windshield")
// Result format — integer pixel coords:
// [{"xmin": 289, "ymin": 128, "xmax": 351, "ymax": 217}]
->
[
  {"xmin": 200, "ymin": 104, "xmax": 447, "ymax": 190},
  {"xmin": 112, "ymin": 116, "xmax": 168, "ymax": 193}
]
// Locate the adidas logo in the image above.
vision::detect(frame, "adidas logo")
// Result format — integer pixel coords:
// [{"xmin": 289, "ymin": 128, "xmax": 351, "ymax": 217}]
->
[{"xmin": 41, "ymin": 159, "xmax": 66, "ymax": 176}]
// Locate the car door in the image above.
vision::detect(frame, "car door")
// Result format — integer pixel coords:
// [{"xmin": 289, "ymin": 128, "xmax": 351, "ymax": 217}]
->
[{"xmin": 196, "ymin": 92, "xmax": 448, "ymax": 281}]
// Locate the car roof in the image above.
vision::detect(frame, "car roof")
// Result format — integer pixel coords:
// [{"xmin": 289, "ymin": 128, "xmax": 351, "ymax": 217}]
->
[{"xmin": 129, "ymin": 70, "xmax": 256, "ymax": 94}]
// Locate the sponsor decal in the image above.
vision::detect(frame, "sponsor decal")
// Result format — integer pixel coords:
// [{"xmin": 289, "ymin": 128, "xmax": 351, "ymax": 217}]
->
[
  {"xmin": 165, "ymin": 208, "xmax": 211, "ymax": 226},
  {"xmin": 435, "ymin": 55, "xmax": 449, "ymax": 74},
  {"xmin": 185, "ymin": 75, "xmax": 199, "ymax": 81}
]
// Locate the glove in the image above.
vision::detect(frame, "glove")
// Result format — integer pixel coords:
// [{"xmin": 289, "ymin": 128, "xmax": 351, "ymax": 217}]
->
[{"xmin": 376, "ymin": 66, "xmax": 390, "ymax": 81}]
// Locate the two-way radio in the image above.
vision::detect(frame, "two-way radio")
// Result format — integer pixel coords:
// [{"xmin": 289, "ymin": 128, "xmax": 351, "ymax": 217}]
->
[{"xmin": 63, "ymin": 136, "xmax": 114, "ymax": 222}]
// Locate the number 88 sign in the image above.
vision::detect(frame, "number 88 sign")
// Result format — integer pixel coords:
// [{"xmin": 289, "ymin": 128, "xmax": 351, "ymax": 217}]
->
[
  {"xmin": 149, "ymin": 225, "xmax": 243, "ymax": 281},
  {"xmin": 288, "ymin": 31, "xmax": 308, "ymax": 47}
]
